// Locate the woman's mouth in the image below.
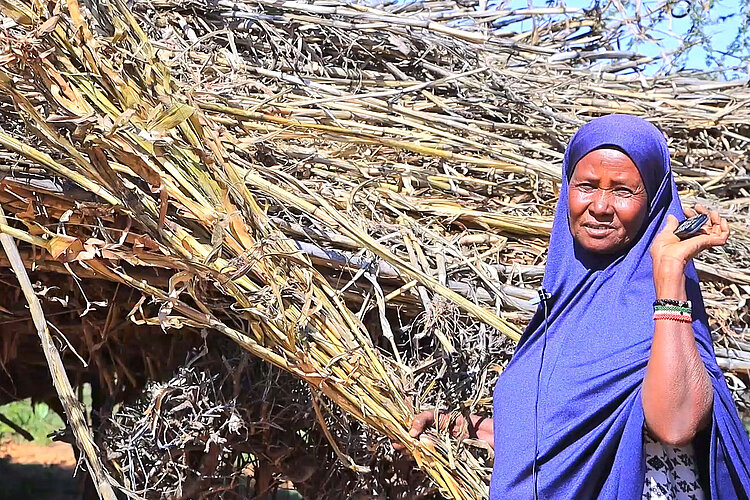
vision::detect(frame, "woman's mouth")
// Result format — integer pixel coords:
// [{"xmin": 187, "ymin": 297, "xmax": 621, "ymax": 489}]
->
[{"xmin": 583, "ymin": 223, "xmax": 615, "ymax": 238}]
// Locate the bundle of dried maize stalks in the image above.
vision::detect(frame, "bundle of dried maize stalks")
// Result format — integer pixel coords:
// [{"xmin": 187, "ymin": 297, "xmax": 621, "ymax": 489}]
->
[{"xmin": 0, "ymin": 0, "xmax": 747, "ymax": 497}]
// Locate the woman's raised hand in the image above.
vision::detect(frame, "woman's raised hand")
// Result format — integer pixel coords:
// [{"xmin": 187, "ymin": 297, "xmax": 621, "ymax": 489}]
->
[{"xmin": 651, "ymin": 205, "xmax": 729, "ymax": 297}]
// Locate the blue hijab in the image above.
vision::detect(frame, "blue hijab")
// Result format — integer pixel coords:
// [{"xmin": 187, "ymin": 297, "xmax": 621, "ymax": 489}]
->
[{"xmin": 490, "ymin": 114, "xmax": 750, "ymax": 499}]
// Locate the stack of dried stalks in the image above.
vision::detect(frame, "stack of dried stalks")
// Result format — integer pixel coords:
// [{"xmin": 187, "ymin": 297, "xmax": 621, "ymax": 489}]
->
[{"xmin": 0, "ymin": 0, "xmax": 747, "ymax": 497}]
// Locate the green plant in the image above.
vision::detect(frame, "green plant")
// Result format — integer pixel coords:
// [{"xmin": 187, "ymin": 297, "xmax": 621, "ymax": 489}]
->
[{"xmin": 0, "ymin": 400, "xmax": 65, "ymax": 444}]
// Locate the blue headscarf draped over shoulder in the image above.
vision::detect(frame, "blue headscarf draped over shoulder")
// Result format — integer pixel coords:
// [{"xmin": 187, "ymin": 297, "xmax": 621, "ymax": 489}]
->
[{"xmin": 490, "ymin": 114, "xmax": 750, "ymax": 499}]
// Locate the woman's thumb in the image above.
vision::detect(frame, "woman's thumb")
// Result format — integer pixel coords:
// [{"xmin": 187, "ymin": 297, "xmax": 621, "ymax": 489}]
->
[
  {"xmin": 409, "ymin": 412, "xmax": 432, "ymax": 437},
  {"xmin": 664, "ymin": 214, "xmax": 679, "ymax": 231}
]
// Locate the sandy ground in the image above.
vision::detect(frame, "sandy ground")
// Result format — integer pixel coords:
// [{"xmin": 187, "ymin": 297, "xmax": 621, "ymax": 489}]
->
[
  {"xmin": 0, "ymin": 441, "xmax": 303, "ymax": 499},
  {"xmin": 0, "ymin": 440, "xmax": 80, "ymax": 499}
]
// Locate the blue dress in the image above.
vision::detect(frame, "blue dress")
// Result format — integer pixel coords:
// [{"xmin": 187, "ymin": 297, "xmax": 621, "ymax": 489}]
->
[{"xmin": 488, "ymin": 115, "xmax": 750, "ymax": 499}]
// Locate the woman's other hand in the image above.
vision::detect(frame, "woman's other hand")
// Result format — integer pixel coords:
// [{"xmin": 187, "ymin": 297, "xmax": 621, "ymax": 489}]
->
[
  {"xmin": 392, "ymin": 410, "xmax": 493, "ymax": 454},
  {"xmin": 392, "ymin": 410, "xmax": 454, "ymax": 453},
  {"xmin": 651, "ymin": 205, "xmax": 729, "ymax": 298}
]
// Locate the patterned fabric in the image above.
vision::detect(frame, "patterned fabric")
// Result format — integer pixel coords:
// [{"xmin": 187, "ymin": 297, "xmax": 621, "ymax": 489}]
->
[{"xmin": 642, "ymin": 430, "xmax": 704, "ymax": 499}]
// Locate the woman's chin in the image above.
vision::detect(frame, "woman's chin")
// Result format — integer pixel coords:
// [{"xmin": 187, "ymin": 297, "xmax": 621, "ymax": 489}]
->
[{"xmin": 577, "ymin": 238, "xmax": 623, "ymax": 255}]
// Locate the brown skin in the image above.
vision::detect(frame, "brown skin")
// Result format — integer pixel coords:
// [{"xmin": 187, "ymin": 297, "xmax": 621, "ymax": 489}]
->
[
  {"xmin": 392, "ymin": 411, "xmax": 493, "ymax": 453},
  {"xmin": 397, "ymin": 147, "xmax": 725, "ymax": 452},
  {"xmin": 644, "ymin": 204, "xmax": 726, "ymax": 445},
  {"xmin": 568, "ymin": 149, "xmax": 648, "ymax": 254}
]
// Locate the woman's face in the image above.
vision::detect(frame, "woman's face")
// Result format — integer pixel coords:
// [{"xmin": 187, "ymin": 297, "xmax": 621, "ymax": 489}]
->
[{"xmin": 568, "ymin": 148, "xmax": 648, "ymax": 254}]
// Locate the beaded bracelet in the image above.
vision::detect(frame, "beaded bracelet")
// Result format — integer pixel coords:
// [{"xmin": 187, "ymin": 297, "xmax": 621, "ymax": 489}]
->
[
  {"xmin": 653, "ymin": 311, "xmax": 693, "ymax": 323},
  {"xmin": 653, "ymin": 299, "xmax": 692, "ymax": 323},
  {"xmin": 653, "ymin": 299, "xmax": 691, "ymax": 308},
  {"xmin": 653, "ymin": 304, "xmax": 691, "ymax": 314}
]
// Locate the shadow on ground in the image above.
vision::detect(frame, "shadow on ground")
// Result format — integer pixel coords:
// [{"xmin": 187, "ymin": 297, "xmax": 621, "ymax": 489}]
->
[{"xmin": 0, "ymin": 459, "xmax": 79, "ymax": 500}]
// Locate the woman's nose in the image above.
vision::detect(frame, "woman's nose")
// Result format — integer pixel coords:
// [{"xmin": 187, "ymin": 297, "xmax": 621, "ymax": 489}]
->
[{"xmin": 590, "ymin": 189, "xmax": 615, "ymax": 215}]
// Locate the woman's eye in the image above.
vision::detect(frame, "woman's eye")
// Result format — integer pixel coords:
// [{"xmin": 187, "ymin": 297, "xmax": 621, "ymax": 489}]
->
[
  {"xmin": 614, "ymin": 188, "xmax": 633, "ymax": 196},
  {"xmin": 577, "ymin": 183, "xmax": 596, "ymax": 192}
]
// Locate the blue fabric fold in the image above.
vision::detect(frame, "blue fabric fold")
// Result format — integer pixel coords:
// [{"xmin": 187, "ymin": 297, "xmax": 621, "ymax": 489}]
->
[{"xmin": 490, "ymin": 114, "xmax": 750, "ymax": 499}]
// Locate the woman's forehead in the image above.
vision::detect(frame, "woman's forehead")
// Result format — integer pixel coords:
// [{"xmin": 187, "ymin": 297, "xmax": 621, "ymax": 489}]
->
[
  {"xmin": 572, "ymin": 148, "xmax": 643, "ymax": 180},
  {"xmin": 563, "ymin": 117, "xmax": 669, "ymax": 203}
]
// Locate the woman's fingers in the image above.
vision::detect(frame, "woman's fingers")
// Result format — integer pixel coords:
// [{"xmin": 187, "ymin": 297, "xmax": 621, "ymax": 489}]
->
[
  {"xmin": 686, "ymin": 220, "xmax": 729, "ymax": 254},
  {"xmin": 710, "ymin": 216, "xmax": 729, "ymax": 245},
  {"xmin": 395, "ymin": 410, "xmax": 436, "ymax": 454},
  {"xmin": 409, "ymin": 411, "xmax": 436, "ymax": 438},
  {"xmin": 684, "ymin": 205, "xmax": 724, "ymax": 239},
  {"xmin": 704, "ymin": 210, "xmax": 728, "ymax": 243},
  {"xmin": 653, "ymin": 206, "xmax": 729, "ymax": 264},
  {"xmin": 708, "ymin": 209, "xmax": 721, "ymax": 228},
  {"xmin": 692, "ymin": 204, "xmax": 715, "ymax": 231},
  {"xmin": 721, "ymin": 217, "xmax": 730, "ymax": 241}
]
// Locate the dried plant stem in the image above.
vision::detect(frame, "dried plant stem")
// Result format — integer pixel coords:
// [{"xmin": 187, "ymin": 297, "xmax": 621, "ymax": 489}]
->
[{"xmin": 0, "ymin": 207, "xmax": 117, "ymax": 500}]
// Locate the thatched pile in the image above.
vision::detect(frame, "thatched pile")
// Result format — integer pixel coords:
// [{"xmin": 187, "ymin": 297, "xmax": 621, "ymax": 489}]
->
[{"xmin": 0, "ymin": 0, "xmax": 748, "ymax": 497}]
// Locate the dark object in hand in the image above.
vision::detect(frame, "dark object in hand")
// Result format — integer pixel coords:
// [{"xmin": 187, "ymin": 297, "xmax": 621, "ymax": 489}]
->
[{"xmin": 674, "ymin": 213, "xmax": 708, "ymax": 240}]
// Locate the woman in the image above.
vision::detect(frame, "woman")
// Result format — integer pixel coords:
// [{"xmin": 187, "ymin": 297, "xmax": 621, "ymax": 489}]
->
[{"xmin": 401, "ymin": 115, "xmax": 750, "ymax": 498}]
